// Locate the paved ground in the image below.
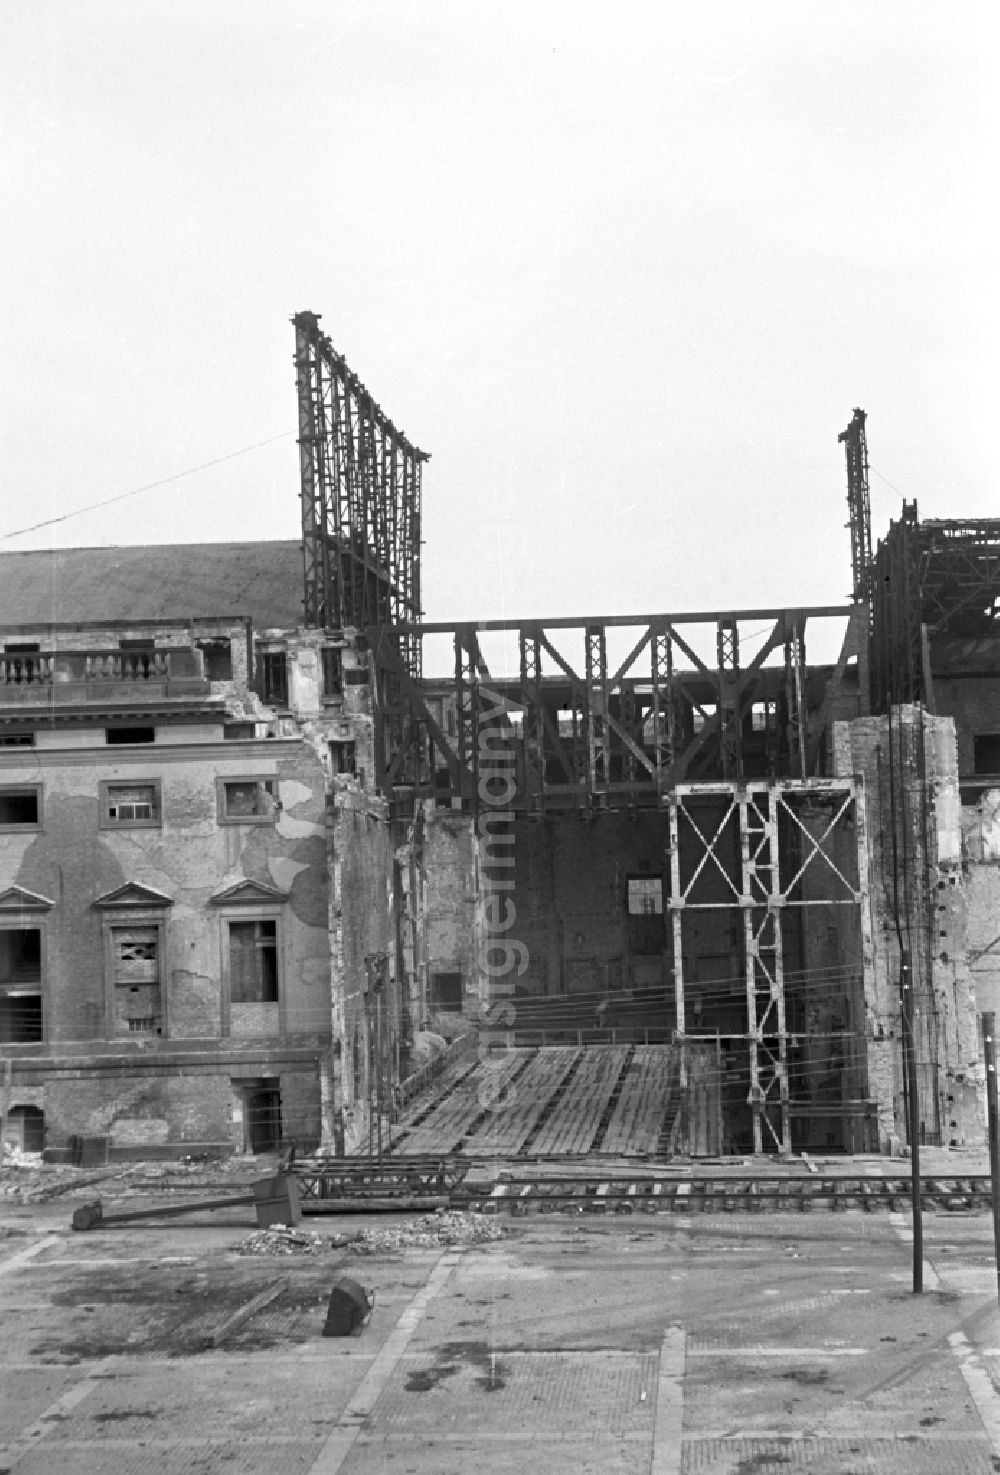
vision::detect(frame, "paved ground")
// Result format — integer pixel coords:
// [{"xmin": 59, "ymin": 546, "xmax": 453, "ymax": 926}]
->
[{"xmin": 2, "ymin": 1175, "xmax": 1000, "ymax": 1472}]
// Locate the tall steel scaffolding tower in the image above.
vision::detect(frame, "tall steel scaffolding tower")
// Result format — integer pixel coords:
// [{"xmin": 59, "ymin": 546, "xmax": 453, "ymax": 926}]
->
[
  {"xmin": 839, "ymin": 408, "xmax": 873, "ymax": 606},
  {"xmin": 293, "ymin": 311, "xmax": 428, "ymax": 676}
]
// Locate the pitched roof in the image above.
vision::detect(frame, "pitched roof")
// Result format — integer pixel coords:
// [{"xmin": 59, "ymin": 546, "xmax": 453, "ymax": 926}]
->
[{"xmin": 0, "ymin": 542, "xmax": 305, "ymax": 630}]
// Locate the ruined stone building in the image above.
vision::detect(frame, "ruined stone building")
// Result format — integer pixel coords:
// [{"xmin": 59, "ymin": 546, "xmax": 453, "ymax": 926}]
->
[{"xmin": 0, "ymin": 332, "xmax": 998, "ymax": 1162}]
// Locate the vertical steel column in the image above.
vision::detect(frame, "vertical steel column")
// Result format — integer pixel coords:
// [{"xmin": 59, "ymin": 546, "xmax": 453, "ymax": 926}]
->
[
  {"xmin": 667, "ymin": 794, "xmax": 687, "ymax": 1139},
  {"xmin": 668, "ymin": 796, "xmax": 685, "ymax": 1035},
  {"xmin": 293, "ymin": 313, "xmax": 336, "ymax": 629},
  {"xmin": 519, "ymin": 627, "xmax": 544, "ymax": 810},
  {"xmin": 740, "ymin": 786, "xmax": 790, "ymax": 1154},
  {"xmin": 785, "ymin": 621, "xmax": 807, "ymax": 778},
  {"xmin": 717, "ymin": 617, "xmax": 741, "ymax": 780},
  {"xmin": 651, "ymin": 630, "xmax": 676, "ymax": 794},
  {"xmin": 455, "ymin": 627, "xmax": 479, "ymax": 814},
  {"xmin": 585, "ymin": 624, "xmax": 610, "ymax": 800}
]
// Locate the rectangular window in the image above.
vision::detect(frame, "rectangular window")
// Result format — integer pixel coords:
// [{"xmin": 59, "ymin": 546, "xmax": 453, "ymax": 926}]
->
[
  {"xmin": 322, "ymin": 647, "xmax": 343, "ymax": 697},
  {"xmin": 627, "ymin": 875, "xmax": 665, "ymax": 956},
  {"xmin": 974, "ymin": 735, "xmax": 1000, "ymax": 775},
  {"xmin": 229, "ymin": 920, "xmax": 279, "ymax": 1002},
  {"xmin": 260, "ymin": 651, "xmax": 288, "ymax": 707},
  {"xmin": 111, "ymin": 926, "xmax": 162, "ymax": 1037},
  {"xmin": 0, "ymin": 734, "xmax": 34, "ymax": 747},
  {"xmin": 0, "ymin": 928, "xmax": 43, "ymax": 1043},
  {"xmin": 100, "ymin": 780, "xmax": 161, "ymax": 828},
  {"xmin": 106, "ymin": 726, "xmax": 155, "ymax": 745},
  {"xmin": 218, "ymin": 777, "xmax": 278, "ymax": 824},
  {"xmin": 429, "ymin": 972, "xmax": 463, "ymax": 1013},
  {"xmin": 197, "ymin": 639, "xmax": 233, "ymax": 680},
  {"xmin": 329, "ymin": 740, "xmax": 356, "ymax": 777},
  {"xmin": 0, "ymin": 786, "xmax": 41, "ymax": 829},
  {"xmin": 627, "ymin": 876, "xmax": 663, "ymax": 915}
]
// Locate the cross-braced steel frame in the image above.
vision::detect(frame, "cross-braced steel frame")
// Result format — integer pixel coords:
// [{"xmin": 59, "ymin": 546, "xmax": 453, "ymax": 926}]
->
[
  {"xmin": 368, "ymin": 606, "xmax": 854, "ymax": 810},
  {"xmin": 667, "ymin": 779, "xmax": 869, "ymax": 1155},
  {"xmin": 293, "ymin": 311, "xmax": 427, "ymax": 675}
]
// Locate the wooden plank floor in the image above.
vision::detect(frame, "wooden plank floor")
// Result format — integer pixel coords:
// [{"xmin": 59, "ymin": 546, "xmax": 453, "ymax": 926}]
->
[
  {"xmin": 599, "ymin": 1045, "xmax": 677, "ymax": 1155},
  {"xmin": 397, "ymin": 1052, "xmax": 479, "ymax": 1128},
  {"xmin": 465, "ymin": 1046, "xmax": 580, "ymax": 1156},
  {"xmin": 395, "ymin": 1044, "xmax": 679, "ymax": 1158},
  {"xmin": 528, "ymin": 1046, "xmax": 628, "ymax": 1156},
  {"xmin": 395, "ymin": 1050, "xmax": 530, "ymax": 1154}
]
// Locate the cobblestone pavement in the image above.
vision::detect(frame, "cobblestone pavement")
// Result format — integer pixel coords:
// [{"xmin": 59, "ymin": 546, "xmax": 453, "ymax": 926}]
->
[{"xmin": 2, "ymin": 1189, "xmax": 1000, "ymax": 1472}]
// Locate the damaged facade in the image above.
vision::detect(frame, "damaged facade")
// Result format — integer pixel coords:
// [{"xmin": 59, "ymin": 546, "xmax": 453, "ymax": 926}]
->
[{"xmin": 1, "ymin": 345, "xmax": 998, "ymax": 1160}]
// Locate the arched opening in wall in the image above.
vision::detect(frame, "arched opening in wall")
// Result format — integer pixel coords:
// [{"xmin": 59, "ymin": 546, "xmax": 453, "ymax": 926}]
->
[{"xmin": 4, "ymin": 1105, "xmax": 44, "ymax": 1153}]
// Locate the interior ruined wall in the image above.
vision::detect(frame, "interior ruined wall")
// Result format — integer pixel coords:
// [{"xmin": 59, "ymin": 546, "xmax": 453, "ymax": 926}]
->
[
  {"xmin": 833, "ymin": 709, "xmax": 984, "ymax": 1150},
  {"xmin": 420, "ymin": 809, "xmax": 481, "ymax": 1025},
  {"xmin": 328, "ymin": 787, "xmax": 394, "ymax": 1155},
  {"xmin": 507, "ymin": 811, "xmax": 673, "ymax": 1001}
]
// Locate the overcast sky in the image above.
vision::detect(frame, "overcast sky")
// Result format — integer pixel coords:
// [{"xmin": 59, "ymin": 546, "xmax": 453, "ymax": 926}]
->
[{"xmin": 1, "ymin": 1, "xmax": 996, "ymax": 639}]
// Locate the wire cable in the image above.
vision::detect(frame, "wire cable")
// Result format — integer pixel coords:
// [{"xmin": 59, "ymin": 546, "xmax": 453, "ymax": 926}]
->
[{"xmin": 0, "ymin": 431, "xmax": 295, "ymax": 542}]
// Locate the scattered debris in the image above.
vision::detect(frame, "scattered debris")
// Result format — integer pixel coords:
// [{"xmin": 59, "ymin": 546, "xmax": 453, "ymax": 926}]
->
[
  {"xmin": 234, "ymin": 1211, "xmax": 503, "ymax": 1258},
  {"xmin": 236, "ymin": 1225, "xmax": 326, "ymax": 1257},
  {"xmin": 330, "ymin": 1211, "xmax": 503, "ymax": 1256}
]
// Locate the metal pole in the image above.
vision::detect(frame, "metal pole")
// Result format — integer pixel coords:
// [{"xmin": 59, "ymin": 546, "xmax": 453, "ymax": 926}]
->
[
  {"xmin": 901, "ymin": 950, "xmax": 923, "ymax": 1293},
  {"xmin": 376, "ymin": 988, "xmax": 384, "ymax": 1169},
  {"xmin": 983, "ymin": 1013, "xmax": 1000, "ymax": 1305}
]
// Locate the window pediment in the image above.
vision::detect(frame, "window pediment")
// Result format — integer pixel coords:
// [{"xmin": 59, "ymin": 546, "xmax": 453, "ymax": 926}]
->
[
  {"xmin": 93, "ymin": 882, "xmax": 174, "ymax": 910},
  {"xmin": 0, "ymin": 885, "xmax": 54, "ymax": 913},
  {"xmin": 210, "ymin": 878, "xmax": 289, "ymax": 906}
]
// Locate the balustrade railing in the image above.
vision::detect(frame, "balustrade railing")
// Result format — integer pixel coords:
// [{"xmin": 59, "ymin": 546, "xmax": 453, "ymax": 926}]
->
[
  {"xmin": 0, "ymin": 655, "xmax": 53, "ymax": 687},
  {"xmin": 0, "ymin": 648, "xmax": 198, "ymax": 691}
]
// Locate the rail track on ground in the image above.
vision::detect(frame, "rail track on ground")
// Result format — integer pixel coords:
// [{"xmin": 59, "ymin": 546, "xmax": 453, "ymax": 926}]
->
[{"xmin": 291, "ymin": 1155, "xmax": 995, "ymax": 1215}]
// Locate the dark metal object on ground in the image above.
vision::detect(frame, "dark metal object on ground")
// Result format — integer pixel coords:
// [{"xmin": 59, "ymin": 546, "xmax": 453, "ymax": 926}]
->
[
  {"xmin": 294, "ymin": 1154, "xmax": 468, "ymax": 1201},
  {"xmin": 71, "ymin": 1171, "xmax": 300, "ymax": 1231},
  {"xmin": 302, "ymin": 1194, "xmax": 451, "ymax": 1215},
  {"xmin": 323, "ymin": 1275, "xmax": 375, "ymax": 1337}
]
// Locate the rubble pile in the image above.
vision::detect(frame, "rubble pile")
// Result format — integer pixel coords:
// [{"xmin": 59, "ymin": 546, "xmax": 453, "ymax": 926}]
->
[
  {"xmin": 331, "ymin": 1211, "xmax": 503, "ymax": 1256},
  {"xmin": 234, "ymin": 1211, "xmax": 503, "ymax": 1258},
  {"xmin": 235, "ymin": 1225, "xmax": 327, "ymax": 1257}
]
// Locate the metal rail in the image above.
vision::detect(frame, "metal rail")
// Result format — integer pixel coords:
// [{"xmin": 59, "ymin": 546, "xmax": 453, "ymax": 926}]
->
[
  {"xmin": 458, "ymin": 1172, "xmax": 993, "ymax": 1213},
  {"xmin": 292, "ymin": 1157, "xmax": 993, "ymax": 1215}
]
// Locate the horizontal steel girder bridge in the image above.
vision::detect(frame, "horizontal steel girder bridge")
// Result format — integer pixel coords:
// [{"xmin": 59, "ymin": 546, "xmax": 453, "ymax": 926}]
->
[{"xmin": 367, "ymin": 603, "xmax": 869, "ymax": 811}]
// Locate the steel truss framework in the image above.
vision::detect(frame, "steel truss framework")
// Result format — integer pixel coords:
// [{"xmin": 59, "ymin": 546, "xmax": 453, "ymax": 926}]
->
[
  {"xmin": 367, "ymin": 606, "xmax": 859, "ymax": 811},
  {"xmin": 668, "ymin": 779, "xmax": 871, "ymax": 1155},
  {"xmin": 293, "ymin": 311, "xmax": 427, "ymax": 674},
  {"xmin": 839, "ymin": 408, "xmax": 873, "ymax": 606},
  {"xmin": 870, "ymin": 507, "xmax": 1000, "ymax": 711}
]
